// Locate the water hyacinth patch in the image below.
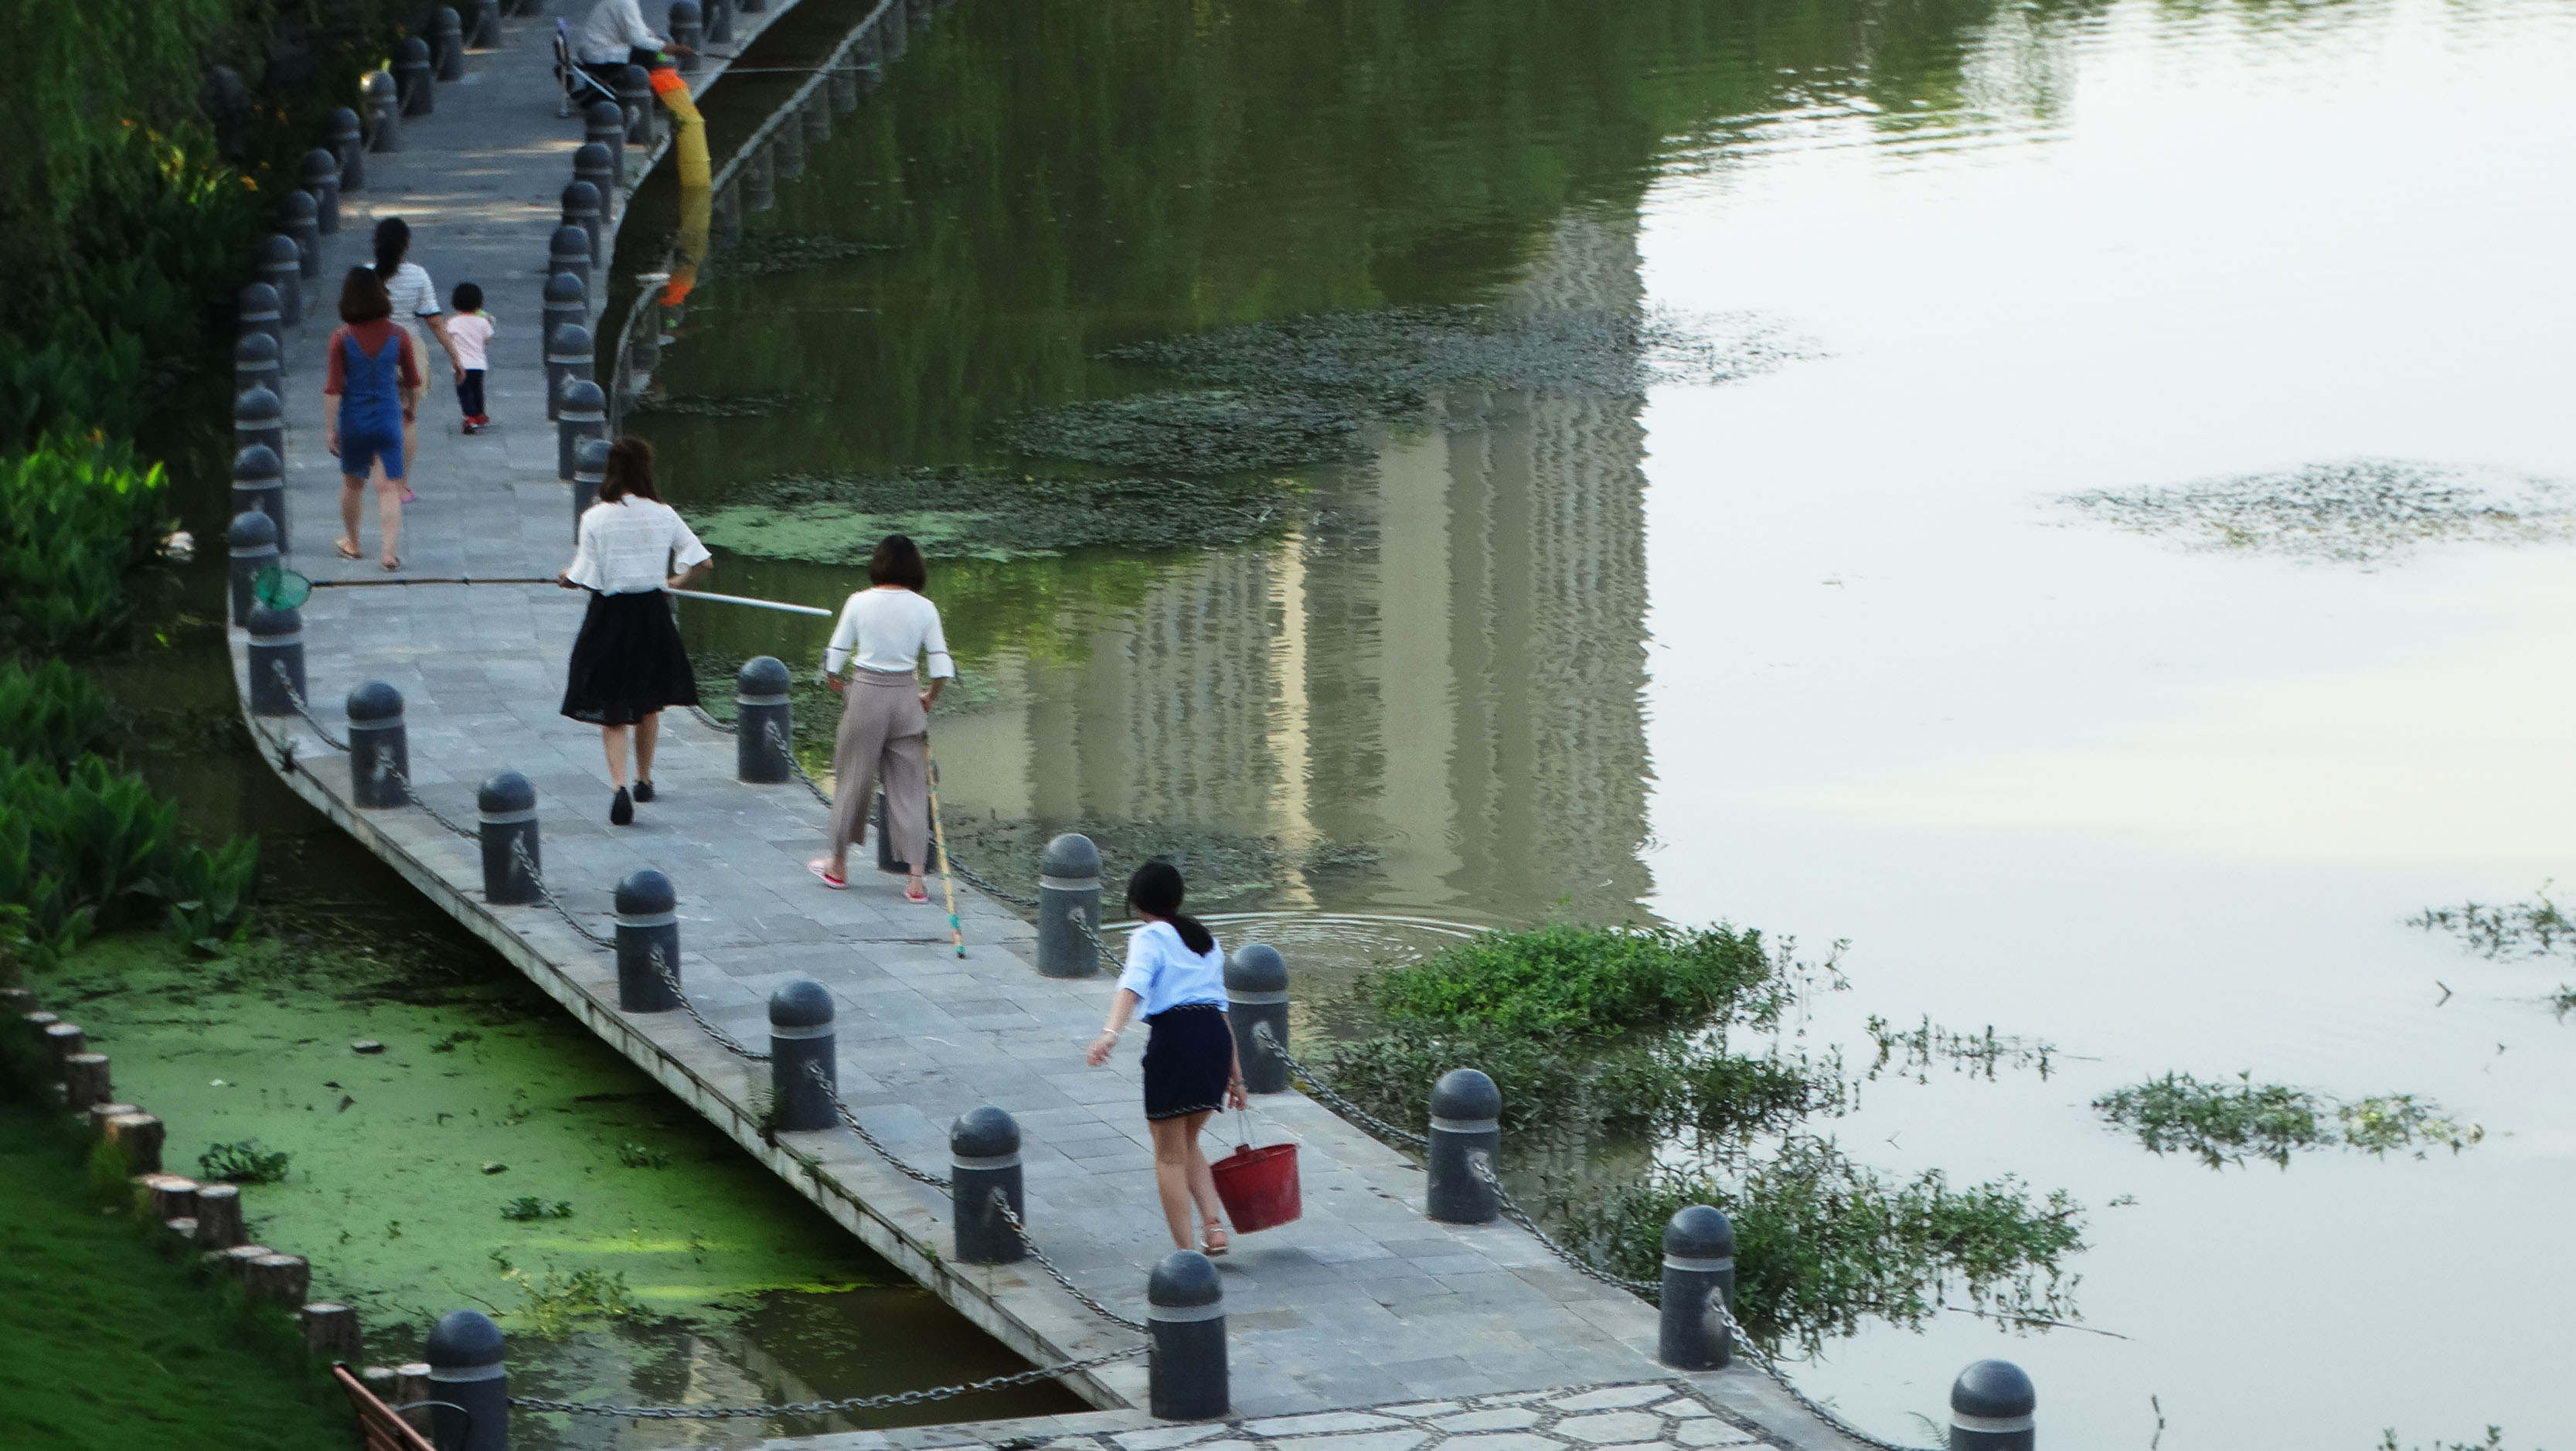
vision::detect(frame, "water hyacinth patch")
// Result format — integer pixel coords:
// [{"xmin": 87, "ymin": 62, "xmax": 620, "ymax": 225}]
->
[{"xmin": 2092, "ymin": 1071, "xmax": 2483, "ymax": 1169}]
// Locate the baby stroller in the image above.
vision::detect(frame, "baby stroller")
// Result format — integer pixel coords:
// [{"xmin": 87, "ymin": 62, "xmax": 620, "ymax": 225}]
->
[{"xmin": 553, "ymin": 19, "xmax": 621, "ymax": 117}]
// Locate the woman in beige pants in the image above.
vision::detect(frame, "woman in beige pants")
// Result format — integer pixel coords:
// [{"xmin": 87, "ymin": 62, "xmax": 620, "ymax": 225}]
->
[{"xmin": 808, "ymin": 535, "xmax": 951, "ymax": 901}]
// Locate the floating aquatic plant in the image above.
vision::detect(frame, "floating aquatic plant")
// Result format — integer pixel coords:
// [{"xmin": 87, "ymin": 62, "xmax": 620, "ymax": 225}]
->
[
  {"xmin": 499, "ymin": 1196, "xmax": 574, "ymax": 1221},
  {"xmin": 1865, "ymin": 1015, "xmax": 2060, "ymax": 1083},
  {"xmin": 616, "ymin": 1141, "xmax": 672, "ymax": 1169},
  {"xmin": 693, "ymin": 467, "xmax": 1301, "ymax": 564},
  {"xmin": 2060, "ymin": 458, "xmax": 2571, "ymax": 564},
  {"xmin": 2411, "ymin": 887, "xmax": 2576, "ymax": 959},
  {"xmin": 199, "ymin": 1139, "xmax": 291, "ymax": 1184},
  {"xmin": 2093, "ymin": 1072, "xmax": 2482, "ymax": 1169}
]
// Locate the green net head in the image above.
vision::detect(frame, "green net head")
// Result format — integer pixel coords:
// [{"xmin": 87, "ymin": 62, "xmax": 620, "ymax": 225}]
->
[{"xmin": 252, "ymin": 566, "xmax": 312, "ymax": 610}]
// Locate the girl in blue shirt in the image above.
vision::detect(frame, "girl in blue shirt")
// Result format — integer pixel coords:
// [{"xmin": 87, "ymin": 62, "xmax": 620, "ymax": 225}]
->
[{"xmin": 1085, "ymin": 861, "xmax": 1247, "ymax": 1255}]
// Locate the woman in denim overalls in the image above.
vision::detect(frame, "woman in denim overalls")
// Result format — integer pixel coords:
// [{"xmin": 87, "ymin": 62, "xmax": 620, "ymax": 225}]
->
[{"xmin": 323, "ymin": 268, "xmax": 420, "ymax": 570}]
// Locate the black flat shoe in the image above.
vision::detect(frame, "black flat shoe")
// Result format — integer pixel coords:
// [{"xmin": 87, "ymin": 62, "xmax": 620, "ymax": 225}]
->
[
  {"xmin": 631, "ymin": 779, "xmax": 654, "ymax": 803},
  {"xmin": 610, "ymin": 786, "xmax": 634, "ymax": 826}
]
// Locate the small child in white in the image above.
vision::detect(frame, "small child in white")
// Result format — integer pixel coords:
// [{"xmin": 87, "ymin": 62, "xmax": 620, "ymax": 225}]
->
[{"xmin": 447, "ymin": 282, "xmax": 495, "ymax": 434}]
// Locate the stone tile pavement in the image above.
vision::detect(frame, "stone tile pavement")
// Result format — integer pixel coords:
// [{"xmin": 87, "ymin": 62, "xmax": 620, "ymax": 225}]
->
[{"xmin": 222, "ymin": 5, "xmax": 1863, "ymax": 1448}]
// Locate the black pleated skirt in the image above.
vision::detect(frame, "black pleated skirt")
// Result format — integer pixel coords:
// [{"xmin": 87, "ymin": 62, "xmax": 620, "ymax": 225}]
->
[
  {"xmin": 1142, "ymin": 1003, "xmax": 1232, "ymax": 1120},
  {"xmin": 560, "ymin": 590, "xmax": 700, "ymax": 727}
]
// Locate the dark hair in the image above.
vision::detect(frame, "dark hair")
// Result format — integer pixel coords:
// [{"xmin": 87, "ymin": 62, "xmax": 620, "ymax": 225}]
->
[
  {"xmin": 1125, "ymin": 861, "xmax": 1214, "ymax": 955},
  {"xmin": 868, "ymin": 534, "xmax": 927, "ymax": 591},
  {"xmin": 339, "ymin": 267, "xmax": 391, "ymax": 325},
  {"xmin": 372, "ymin": 216, "xmax": 410, "ymax": 280},
  {"xmin": 451, "ymin": 281, "xmax": 482, "ymax": 312},
  {"xmin": 598, "ymin": 436, "xmax": 661, "ymax": 503}
]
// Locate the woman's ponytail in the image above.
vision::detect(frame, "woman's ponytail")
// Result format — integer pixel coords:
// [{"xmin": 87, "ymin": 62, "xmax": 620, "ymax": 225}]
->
[
  {"xmin": 373, "ymin": 216, "xmax": 410, "ymax": 280},
  {"xmin": 1125, "ymin": 860, "xmax": 1214, "ymax": 955}
]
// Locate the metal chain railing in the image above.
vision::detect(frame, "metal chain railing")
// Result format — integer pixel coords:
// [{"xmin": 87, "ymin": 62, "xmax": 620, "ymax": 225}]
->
[
  {"xmin": 687, "ymin": 703, "xmax": 739, "ymax": 735},
  {"xmin": 651, "ymin": 943, "xmax": 769, "ymax": 1061},
  {"xmin": 769, "ymin": 720, "xmax": 836, "ymax": 809},
  {"xmin": 1702, "ymin": 1283, "xmax": 1936, "ymax": 1451},
  {"xmin": 1467, "ymin": 1152, "xmax": 1659, "ymax": 1296},
  {"xmin": 991, "ymin": 1192, "xmax": 1148, "ymax": 1333},
  {"xmin": 807, "ymin": 1060, "xmax": 950, "ymax": 1189},
  {"xmin": 1251, "ymin": 1022, "xmax": 1430, "ymax": 1150},
  {"xmin": 509, "ymin": 836, "xmax": 616, "ymax": 949},
  {"xmin": 271, "ymin": 661, "xmax": 349, "ymax": 750},
  {"xmin": 509, "ymin": 1344, "xmax": 1142, "ymax": 1419},
  {"xmin": 1069, "ymin": 907, "xmax": 1114, "ymax": 959},
  {"xmin": 373, "ymin": 756, "xmax": 478, "ymax": 840},
  {"xmin": 945, "ymin": 854, "xmax": 1037, "ymax": 908}
]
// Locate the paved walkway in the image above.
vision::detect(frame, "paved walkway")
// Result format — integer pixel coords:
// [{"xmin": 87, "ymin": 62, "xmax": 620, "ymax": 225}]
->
[{"xmin": 226, "ymin": 4, "xmax": 1856, "ymax": 1446}]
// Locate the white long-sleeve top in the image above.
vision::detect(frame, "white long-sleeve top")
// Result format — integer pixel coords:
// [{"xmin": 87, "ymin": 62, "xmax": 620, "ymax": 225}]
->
[
  {"xmin": 565, "ymin": 498, "xmax": 710, "ymax": 594},
  {"xmin": 574, "ymin": 0, "xmax": 665, "ymax": 63},
  {"xmin": 823, "ymin": 587, "xmax": 955, "ymax": 679}
]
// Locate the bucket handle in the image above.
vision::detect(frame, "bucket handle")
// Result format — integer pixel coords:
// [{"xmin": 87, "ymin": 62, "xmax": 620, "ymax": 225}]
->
[{"xmin": 1206, "ymin": 1102, "xmax": 1302, "ymax": 1155}]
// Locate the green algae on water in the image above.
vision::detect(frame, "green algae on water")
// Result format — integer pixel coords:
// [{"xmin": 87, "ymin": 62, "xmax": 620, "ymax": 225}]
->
[
  {"xmin": 2061, "ymin": 459, "xmax": 2573, "ymax": 564},
  {"xmin": 694, "ymin": 466, "xmax": 1303, "ymax": 565}
]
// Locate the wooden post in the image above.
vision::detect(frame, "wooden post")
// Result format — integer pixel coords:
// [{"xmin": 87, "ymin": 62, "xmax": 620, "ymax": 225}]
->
[
  {"xmin": 63, "ymin": 1053, "xmax": 111, "ymax": 1111},
  {"xmin": 141, "ymin": 1174, "xmax": 199, "ymax": 1221},
  {"xmin": 302, "ymin": 1303, "xmax": 362, "ymax": 1358},
  {"xmin": 0, "ymin": 988, "xmax": 32, "ymax": 1013},
  {"xmin": 193, "ymin": 1183, "xmax": 247, "ymax": 1248},
  {"xmin": 104, "ymin": 1112, "xmax": 165, "ymax": 1175},
  {"xmin": 248, "ymin": 1254, "xmax": 311, "ymax": 1305},
  {"xmin": 165, "ymin": 1217, "xmax": 199, "ymax": 1239},
  {"xmin": 87, "ymin": 1102, "xmax": 139, "ymax": 1134},
  {"xmin": 362, "ymin": 1364, "xmax": 401, "ymax": 1404},
  {"xmin": 219, "ymin": 1243, "xmax": 276, "ymax": 1279},
  {"xmin": 43, "ymin": 1020, "xmax": 86, "ymax": 1062},
  {"xmin": 393, "ymin": 1363, "xmax": 434, "ymax": 1432},
  {"xmin": 21, "ymin": 1010, "xmax": 58, "ymax": 1031}
]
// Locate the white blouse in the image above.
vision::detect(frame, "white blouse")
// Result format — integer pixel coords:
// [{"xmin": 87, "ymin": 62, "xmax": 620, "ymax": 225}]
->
[
  {"xmin": 565, "ymin": 498, "xmax": 711, "ymax": 595},
  {"xmin": 1114, "ymin": 921, "xmax": 1228, "ymax": 1017},
  {"xmin": 823, "ymin": 587, "xmax": 955, "ymax": 679}
]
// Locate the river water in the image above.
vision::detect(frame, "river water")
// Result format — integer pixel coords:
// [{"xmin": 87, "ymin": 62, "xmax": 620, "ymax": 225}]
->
[{"xmin": 623, "ymin": 0, "xmax": 2576, "ymax": 1443}]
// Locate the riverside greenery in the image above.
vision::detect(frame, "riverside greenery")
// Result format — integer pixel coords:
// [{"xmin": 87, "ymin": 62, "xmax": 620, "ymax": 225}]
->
[{"xmin": 1312, "ymin": 923, "xmax": 2087, "ymax": 1354}]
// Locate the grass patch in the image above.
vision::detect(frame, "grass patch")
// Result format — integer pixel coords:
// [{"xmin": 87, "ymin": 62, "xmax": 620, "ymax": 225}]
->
[
  {"xmin": 692, "ymin": 467, "xmax": 1302, "ymax": 565},
  {"xmin": 0, "ymin": 1077, "xmax": 354, "ymax": 1451},
  {"xmin": 1355, "ymin": 922, "xmax": 1776, "ymax": 1038},
  {"xmin": 2093, "ymin": 1072, "xmax": 2482, "ymax": 1169}
]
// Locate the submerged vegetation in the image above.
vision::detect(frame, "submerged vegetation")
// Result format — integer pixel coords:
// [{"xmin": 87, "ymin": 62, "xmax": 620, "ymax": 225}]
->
[
  {"xmin": 2093, "ymin": 1072, "xmax": 2483, "ymax": 1170},
  {"xmin": 940, "ymin": 816, "xmax": 1382, "ymax": 912},
  {"xmin": 694, "ymin": 467, "xmax": 1302, "ymax": 565},
  {"xmin": 2409, "ymin": 889, "xmax": 2576, "ymax": 1020},
  {"xmin": 199, "ymin": 1139, "xmax": 293, "ymax": 1184},
  {"xmin": 1864, "ymin": 1015, "xmax": 2060, "ymax": 1083},
  {"xmin": 2060, "ymin": 459, "xmax": 2570, "ymax": 564}
]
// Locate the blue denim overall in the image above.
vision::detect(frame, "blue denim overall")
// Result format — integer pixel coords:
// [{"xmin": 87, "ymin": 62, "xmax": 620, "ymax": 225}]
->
[{"xmin": 336, "ymin": 328, "xmax": 407, "ymax": 481}]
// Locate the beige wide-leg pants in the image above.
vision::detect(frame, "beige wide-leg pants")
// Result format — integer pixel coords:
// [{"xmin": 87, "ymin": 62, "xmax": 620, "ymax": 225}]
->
[{"xmin": 826, "ymin": 669, "xmax": 930, "ymax": 869}]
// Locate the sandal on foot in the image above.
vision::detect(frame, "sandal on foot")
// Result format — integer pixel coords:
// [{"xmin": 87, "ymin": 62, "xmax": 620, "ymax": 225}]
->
[
  {"xmin": 335, "ymin": 539, "xmax": 362, "ymax": 560},
  {"xmin": 399, "ymin": 487, "xmax": 417, "ymax": 503},
  {"xmin": 381, "ymin": 556, "xmax": 401, "ymax": 572},
  {"xmin": 905, "ymin": 881, "xmax": 931, "ymax": 904},
  {"xmin": 1202, "ymin": 1223, "xmax": 1229, "ymax": 1258},
  {"xmin": 807, "ymin": 859, "xmax": 849, "ymax": 890}
]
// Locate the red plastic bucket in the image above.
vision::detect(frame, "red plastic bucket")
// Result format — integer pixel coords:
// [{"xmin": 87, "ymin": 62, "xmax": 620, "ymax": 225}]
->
[{"xmin": 1210, "ymin": 1140, "xmax": 1302, "ymax": 1234}]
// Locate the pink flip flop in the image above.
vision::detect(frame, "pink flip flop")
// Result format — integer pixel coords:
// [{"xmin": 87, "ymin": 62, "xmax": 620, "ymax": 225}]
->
[
  {"xmin": 905, "ymin": 883, "xmax": 931, "ymax": 904},
  {"xmin": 806, "ymin": 859, "xmax": 849, "ymax": 890}
]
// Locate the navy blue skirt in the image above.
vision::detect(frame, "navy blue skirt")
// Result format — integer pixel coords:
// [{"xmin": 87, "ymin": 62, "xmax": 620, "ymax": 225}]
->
[{"xmin": 1142, "ymin": 1003, "xmax": 1231, "ymax": 1120}]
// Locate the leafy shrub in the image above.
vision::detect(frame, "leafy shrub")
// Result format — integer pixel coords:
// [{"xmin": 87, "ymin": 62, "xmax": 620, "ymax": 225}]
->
[
  {"xmin": 0, "ymin": 440, "xmax": 173, "ymax": 652},
  {"xmin": 1356, "ymin": 922, "xmax": 1777, "ymax": 1038},
  {"xmin": 0, "ymin": 659, "xmax": 113, "ymax": 765},
  {"xmin": 1562, "ymin": 1138, "xmax": 2086, "ymax": 1355},
  {"xmin": 0, "ymin": 752, "xmax": 257, "ymax": 966},
  {"xmin": 198, "ymin": 1139, "xmax": 291, "ymax": 1184},
  {"xmin": 138, "ymin": 838, "xmax": 262, "ymax": 955}
]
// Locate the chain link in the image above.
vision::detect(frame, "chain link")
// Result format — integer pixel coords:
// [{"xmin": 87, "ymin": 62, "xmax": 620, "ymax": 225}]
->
[
  {"xmin": 945, "ymin": 853, "xmax": 1038, "ymax": 908},
  {"xmin": 769, "ymin": 719, "xmax": 836, "ymax": 808},
  {"xmin": 650, "ymin": 943, "xmax": 769, "ymax": 1060},
  {"xmin": 270, "ymin": 660, "xmax": 349, "ymax": 751},
  {"xmin": 990, "ymin": 1191, "xmax": 1148, "ymax": 1333},
  {"xmin": 1069, "ymin": 905, "xmax": 1114, "ymax": 962},
  {"xmin": 509, "ymin": 1344, "xmax": 1142, "ymax": 1419},
  {"xmin": 1701, "ymin": 1283, "xmax": 1936, "ymax": 1451},
  {"xmin": 373, "ymin": 756, "xmax": 478, "ymax": 839},
  {"xmin": 1467, "ymin": 1152, "xmax": 1660, "ymax": 1296},
  {"xmin": 688, "ymin": 703, "xmax": 740, "ymax": 735},
  {"xmin": 1251, "ymin": 1023, "xmax": 1430, "ymax": 1150},
  {"xmin": 808, "ymin": 1060, "xmax": 951, "ymax": 1189},
  {"xmin": 509, "ymin": 836, "xmax": 616, "ymax": 949}
]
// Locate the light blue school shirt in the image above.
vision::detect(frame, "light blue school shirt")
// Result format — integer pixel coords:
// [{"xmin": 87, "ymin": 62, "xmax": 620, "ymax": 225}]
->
[{"xmin": 1116, "ymin": 921, "xmax": 1228, "ymax": 1017}]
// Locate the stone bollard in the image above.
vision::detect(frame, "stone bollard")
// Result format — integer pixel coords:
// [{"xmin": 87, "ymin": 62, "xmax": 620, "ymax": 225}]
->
[
  {"xmin": 618, "ymin": 65, "xmax": 654, "ymax": 145},
  {"xmin": 572, "ymin": 438, "xmax": 610, "ymax": 530},
  {"xmin": 238, "ymin": 281, "xmax": 284, "ymax": 354},
  {"xmin": 744, "ymin": 145, "xmax": 775, "ymax": 212},
  {"xmin": 803, "ymin": 92, "xmax": 832, "ymax": 146},
  {"xmin": 426, "ymin": 1310, "xmax": 509, "ymax": 1451},
  {"xmin": 549, "ymin": 223, "xmax": 591, "ymax": 296},
  {"xmin": 669, "ymin": 1, "xmax": 703, "ymax": 72},
  {"xmin": 1658, "ymin": 1204, "xmax": 1737, "ymax": 1370},
  {"xmin": 470, "ymin": 0, "xmax": 502, "ymax": 49},
  {"xmin": 433, "ymin": 8, "xmax": 467, "ymax": 81},
  {"xmin": 773, "ymin": 122, "xmax": 804, "ymax": 181},
  {"xmin": 226, "ymin": 511, "xmax": 278, "ymax": 628},
  {"xmin": 235, "ymin": 330, "xmax": 282, "ymax": 396},
  {"xmin": 1037, "ymin": 833, "xmax": 1101, "ymax": 976},
  {"xmin": 735, "ymin": 656, "xmax": 792, "ymax": 782},
  {"xmin": 1147, "ymin": 1251, "xmax": 1227, "ymax": 1420},
  {"xmin": 1949, "ymin": 1361, "xmax": 2035, "ymax": 1450},
  {"xmin": 235, "ymin": 388, "xmax": 284, "ymax": 470},
  {"xmin": 768, "ymin": 978, "xmax": 836, "ymax": 1132},
  {"xmin": 233, "ymin": 444, "xmax": 287, "ymax": 551},
  {"xmin": 707, "ymin": 0, "xmax": 733, "ymax": 46},
  {"xmin": 546, "ymin": 322, "xmax": 592, "ymax": 424},
  {"xmin": 950, "ymin": 1106, "xmax": 1025, "ymax": 1263},
  {"xmin": 64, "ymin": 1053, "xmax": 113, "ymax": 1112},
  {"xmin": 478, "ymin": 771, "xmax": 540, "ymax": 905},
  {"xmin": 1225, "ymin": 944, "xmax": 1288, "ymax": 1093},
  {"xmin": 562, "ymin": 180, "xmax": 604, "ymax": 266},
  {"xmin": 542, "ymin": 271, "xmax": 587, "ymax": 373},
  {"xmin": 302, "ymin": 149, "xmax": 342, "ymax": 235},
  {"xmin": 303, "ymin": 1303, "xmax": 362, "ymax": 1359},
  {"xmin": 557, "ymin": 380, "xmax": 606, "ymax": 486},
  {"xmin": 582, "ymin": 112, "xmax": 624, "ymax": 194},
  {"xmin": 247, "ymin": 606, "xmax": 306, "ymax": 717},
  {"xmin": 328, "ymin": 107, "xmax": 366, "ymax": 191},
  {"xmin": 368, "ymin": 70, "xmax": 403, "ymax": 152},
  {"xmin": 257, "ymin": 235, "xmax": 303, "ymax": 326},
  {"xmin": 396, "ymin": 38, "xmax": 435, "ymax": 118},
  {"xmin": 277, "ymin": 192, "xmax": 321, "ymax": 283},
  {"xmin": 347, "ymin": 682, "xmax": 408, "ymax": 809},
  {"xmin": 614, "ymin": 869, "xmax": 682, "ymax": 1013},
  {"xmin": 1425, "ymin": 1068, "xmax": 1501, "ymax": 1224}
]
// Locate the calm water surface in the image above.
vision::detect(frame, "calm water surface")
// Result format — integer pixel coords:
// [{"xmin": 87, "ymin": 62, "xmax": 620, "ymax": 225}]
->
[{"xmin": 627, "ymin": 0, "xmax": 2576, "ymax": 1441}]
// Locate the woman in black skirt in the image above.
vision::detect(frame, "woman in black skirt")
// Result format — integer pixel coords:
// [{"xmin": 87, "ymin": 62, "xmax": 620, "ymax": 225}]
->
[
  {"xmin": 557, "ymin": 436, "xmax": 712, "ymax": 824},
  {"xmin": 1085, "ymin": 862, "xmax": 1248, "ymax": 1255}
]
